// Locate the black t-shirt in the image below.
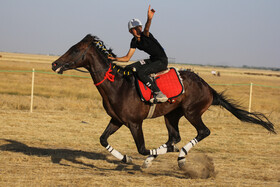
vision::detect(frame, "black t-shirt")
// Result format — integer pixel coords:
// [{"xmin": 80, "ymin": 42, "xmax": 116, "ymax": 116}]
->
[{"xmin": 130, "ymin": 32, "xmax": 167, "ymax": 60}]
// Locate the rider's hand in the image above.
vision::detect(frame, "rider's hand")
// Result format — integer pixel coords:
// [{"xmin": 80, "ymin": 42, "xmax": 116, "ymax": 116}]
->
[
  {"xmin": 108, "ymin": 56, "xmax": 116, "ymax": 61},
  {"xmin": 147, "ymin": 5, "xmax": 155, "ymax": 20}
]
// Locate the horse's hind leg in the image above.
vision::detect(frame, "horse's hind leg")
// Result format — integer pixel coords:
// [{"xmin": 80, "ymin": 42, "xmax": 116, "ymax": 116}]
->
[
  {"xmin": 178, "ymin": 116, "xmax": 210, "ymax": 168},
  {"xmin": 164, "ymin": 108, "xmax": 183, "ymax": 149},
  {"xmin": 142, "ymin": 108, "xmax": 183, "ymax": 168},
  {"xmin": 152, "ymin": 108, "xmax": 183, "ymax": 154}
]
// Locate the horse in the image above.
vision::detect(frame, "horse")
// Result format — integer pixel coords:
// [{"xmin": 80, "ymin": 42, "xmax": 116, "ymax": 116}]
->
[{"xmin": 52, "ymin": 34, "xmax": 276, "ymax": 168}]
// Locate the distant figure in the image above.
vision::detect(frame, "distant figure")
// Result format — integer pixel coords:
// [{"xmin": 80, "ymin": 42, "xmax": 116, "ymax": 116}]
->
[
  {"xmin": 217, "ymin": 71, "xmax": 221, "ymax": 77},
  {"xmin": 211, "ymin": 70, "xmax": 216, "ymax": 76},
  {"xmin": 0, "ymin": 55, "xmax": 2, "ymax": 58}
]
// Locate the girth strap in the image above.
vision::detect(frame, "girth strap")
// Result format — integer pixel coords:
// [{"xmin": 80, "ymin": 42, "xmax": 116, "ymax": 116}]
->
[{"xmin": 146, "ymin": 103, "xmax": 157, "ymax": 119}]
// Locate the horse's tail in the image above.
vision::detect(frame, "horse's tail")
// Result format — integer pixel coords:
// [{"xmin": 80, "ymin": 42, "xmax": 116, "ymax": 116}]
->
[{"xmin": 211, "ymin": 89, "xmax": 276, "ymax": 134}]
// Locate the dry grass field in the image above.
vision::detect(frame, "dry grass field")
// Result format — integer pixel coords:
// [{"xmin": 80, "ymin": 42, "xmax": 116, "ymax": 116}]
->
[{"xmin": 0, "ymin": 52, "xmax": 279, "ymax": 186}]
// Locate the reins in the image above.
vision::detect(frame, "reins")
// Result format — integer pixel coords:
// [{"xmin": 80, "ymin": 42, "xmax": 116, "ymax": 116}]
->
[
  {"xmin": 73, "ymin": 68, "xmax": 90, "ymax": 73},
  {"xmin": 72, "ymin": 39, "xmax": 117, "ymax": 86},
  {"xmin": 70, "ymin": 39, "xmax": 132, "ymax": 86}
]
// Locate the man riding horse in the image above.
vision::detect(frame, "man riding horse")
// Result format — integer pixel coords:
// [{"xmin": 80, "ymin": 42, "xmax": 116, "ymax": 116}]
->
[
  {"xmin": 52, "ymin": 5, "xmax": 275, "ymax": 169},
  {"xmin": 108, "ymin": 5, "xmax": 168, "ymax": 103}
]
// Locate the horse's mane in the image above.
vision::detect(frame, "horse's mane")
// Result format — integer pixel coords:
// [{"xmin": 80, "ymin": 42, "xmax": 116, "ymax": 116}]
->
[
  {"xmin": 82, "ymin": 34, "xmax": 117, "ymax": 58},
  {"xmin": 83, "ymin": 34, "xmax": 133, "ymax": 77}
]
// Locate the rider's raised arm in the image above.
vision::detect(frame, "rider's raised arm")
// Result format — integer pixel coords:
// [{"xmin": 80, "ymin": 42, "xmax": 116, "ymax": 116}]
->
[
  {"xmin": 108, "ymin": 48, "xmax": 136, "ymax": 62},
  {"xmin": 143, "ymin": 5, "xmax": 155, "ymax": 37}
]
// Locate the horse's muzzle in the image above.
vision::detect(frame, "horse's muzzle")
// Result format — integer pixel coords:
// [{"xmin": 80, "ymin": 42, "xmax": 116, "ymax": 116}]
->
[{"xmin": 52, "ymin": 61, "xmax": 64, "ymax": 74}]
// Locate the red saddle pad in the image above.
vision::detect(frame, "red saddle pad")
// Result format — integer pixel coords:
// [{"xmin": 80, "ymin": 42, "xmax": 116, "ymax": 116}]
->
[{"xmin": 136, "ymin": 68, "xmax": 184, "ymax": 102}]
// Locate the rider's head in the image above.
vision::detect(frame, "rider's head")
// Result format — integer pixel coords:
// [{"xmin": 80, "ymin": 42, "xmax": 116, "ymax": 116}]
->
[{"xmin": 128, "ymin": 18, "xmax": 142, "ymax": 37}]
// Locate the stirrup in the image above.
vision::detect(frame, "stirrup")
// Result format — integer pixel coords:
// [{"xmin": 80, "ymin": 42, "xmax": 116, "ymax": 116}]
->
[
  {"xmin": 149, "ymin": 92, "xmax": 168, "ymax": 103},
  {"xmin": 156, "ymin": 96, "xmax": 168, "ymax": 103}
]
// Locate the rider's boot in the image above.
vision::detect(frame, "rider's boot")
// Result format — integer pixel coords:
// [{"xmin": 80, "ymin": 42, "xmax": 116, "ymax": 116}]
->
[
  {"xmin": 150, "ymin": 91, "xmax": 168, "ymax": 103},
  {"xmin": 147, "ymin": 81, "xmax": 168, "ymax": 103}
]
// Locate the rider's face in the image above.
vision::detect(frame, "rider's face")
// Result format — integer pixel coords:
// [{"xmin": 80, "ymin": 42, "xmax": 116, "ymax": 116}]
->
[{"xmin": 130, "ymin": 26, "xmax": 142, "ymax": 38}]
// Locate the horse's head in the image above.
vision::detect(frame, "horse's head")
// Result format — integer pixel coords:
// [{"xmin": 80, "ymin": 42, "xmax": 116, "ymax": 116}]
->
[{"xmin": 52, "ymin": 34, "xmax": 95, "ymax": 74}]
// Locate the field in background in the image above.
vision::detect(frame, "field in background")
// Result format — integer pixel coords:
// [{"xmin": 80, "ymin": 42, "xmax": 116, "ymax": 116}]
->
[{"xmin": 0, "ymin": 52, "xmax": 279, "ymax": 186}]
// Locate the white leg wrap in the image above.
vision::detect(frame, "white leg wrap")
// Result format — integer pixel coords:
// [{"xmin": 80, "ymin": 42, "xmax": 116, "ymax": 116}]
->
[
  {"xmin": 178, "ymin": 138, "xmax": 198, "ymax": 157},
  {"xmin": 106, "ymin": 145, "xmax": 124, "ymax": 160},
  {"xmin": 149, "ymin": 144, "xmax": 168, "ymax": 155},
  {"xmin": 143, "ymin": 144, "xmax": 168, "ymax": 168}
]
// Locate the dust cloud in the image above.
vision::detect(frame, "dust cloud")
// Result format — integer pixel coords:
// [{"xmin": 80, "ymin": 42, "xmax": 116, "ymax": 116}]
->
[{"xmin": 181, "ymin": 153, "xmax": 216, "ymax": 179}]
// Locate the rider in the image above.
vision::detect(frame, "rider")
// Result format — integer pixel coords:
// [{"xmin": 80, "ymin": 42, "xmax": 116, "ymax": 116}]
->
[{"xmin": 108, "ymin": 5, "xmax": 168, "ymax": 103}]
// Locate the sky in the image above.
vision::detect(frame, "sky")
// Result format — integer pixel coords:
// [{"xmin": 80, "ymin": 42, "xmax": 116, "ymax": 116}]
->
[{"xmin": 0, "ymin": 0, "xmax": 279, "ymax": 68}]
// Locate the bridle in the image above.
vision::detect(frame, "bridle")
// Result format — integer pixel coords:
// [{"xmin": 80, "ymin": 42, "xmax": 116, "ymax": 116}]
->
[
  {"xmin": 70, "ymin": 42, "xmax": 94, "ymax": 73},
  {"xmin": 70, "ymin": 40, "xmax": 114, "ymax": 74},
  {"xmin": 67, "ymin": 39, "xmax": 116, "ymax": 86}
]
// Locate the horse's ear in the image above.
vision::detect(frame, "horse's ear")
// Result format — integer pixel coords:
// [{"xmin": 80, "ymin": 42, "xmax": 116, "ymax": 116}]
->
[
  {"xmin": 82, "ymin": 34, "xmax": 94, "ymax": 42},
  {"xmin": 85, "ymin": 34, "xmax": 92, "ymax": 38}
]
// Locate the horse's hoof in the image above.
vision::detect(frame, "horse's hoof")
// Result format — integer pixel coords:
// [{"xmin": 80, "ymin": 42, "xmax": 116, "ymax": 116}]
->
[
  {"xmin": 178, "ymin": 157, "xmax": 186, "ymax": 169},
  {"xmin": 125, "ymin": 155, "xmax": 133, "ymax": 164},
  {"xmin": 122, "ymin": 155, "xmax": 133, "ymax": 164},
  {"xmin": 142, "ymin": 160, "xmax": 152, "ymax": 169},
  {"xmin": 142, "ymin": 155, "xmax": 155, "ymax": 169}
]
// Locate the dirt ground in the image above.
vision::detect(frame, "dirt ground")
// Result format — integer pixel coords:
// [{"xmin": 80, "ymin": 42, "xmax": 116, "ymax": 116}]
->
[{"xmin": 1, "ymin": 110, "xmax": 279, "ymax": 186}]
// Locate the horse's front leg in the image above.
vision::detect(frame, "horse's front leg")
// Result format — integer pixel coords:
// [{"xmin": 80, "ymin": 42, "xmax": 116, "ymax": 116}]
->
[
  {"xmin": 100, "ymin": 118, "xmax": 132, "ymax": 163},
  {"xmin": 128, "ymin": 121, "xmax": 150, "ymax": 156}
]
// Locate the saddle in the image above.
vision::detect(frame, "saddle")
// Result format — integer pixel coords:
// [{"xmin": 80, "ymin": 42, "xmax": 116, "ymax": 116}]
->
[{"xmin": 135, "ymin": 68, "xmax": 184, "ymax": 103}]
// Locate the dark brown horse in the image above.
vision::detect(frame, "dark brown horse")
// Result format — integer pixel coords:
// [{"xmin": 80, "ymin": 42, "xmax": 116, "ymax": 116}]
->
[{"xmin": 52, "ymin": 34, "xmax": 276, "ymax": 168}]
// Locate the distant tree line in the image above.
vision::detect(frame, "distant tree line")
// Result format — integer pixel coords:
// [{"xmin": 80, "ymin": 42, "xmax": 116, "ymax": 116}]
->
[
  {"xmin": 171, "ymin": 62, "xmax": 280, "ymax": 72},
  {"xmin": 242, "ymin": 65, "xmax": 280, "ymax": 72}
]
